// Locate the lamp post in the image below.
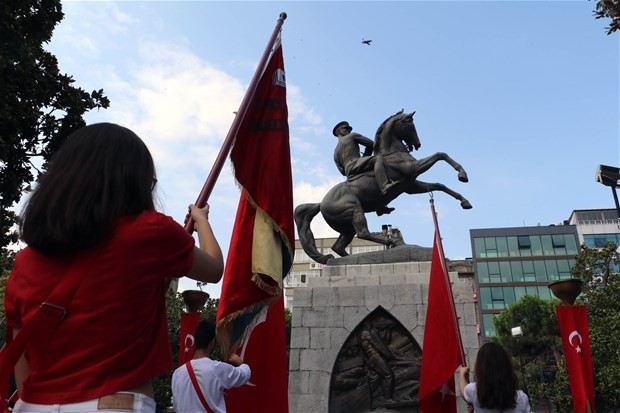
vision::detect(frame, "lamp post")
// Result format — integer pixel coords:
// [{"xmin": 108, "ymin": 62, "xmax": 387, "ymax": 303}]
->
[
  {"xmin": 595, "ymin": 164, "xmax": 620, "ymax": 218},
  {"xmin": 511, "ymin": 326, "xmax": 528, "ymax": 394},
  {"xmin": 548, "ymin": 278, "xmax": 594, "ymax": 413}
]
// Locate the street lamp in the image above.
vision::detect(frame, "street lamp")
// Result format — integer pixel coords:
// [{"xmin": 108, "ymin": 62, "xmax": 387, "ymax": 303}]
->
[
  {"xmin": 511, "ymin": 326, "xmax": 528, "ymax": 394},
  {"xmin": 595, "ymin": 164, "xmax": 620, "ymax": 218}
]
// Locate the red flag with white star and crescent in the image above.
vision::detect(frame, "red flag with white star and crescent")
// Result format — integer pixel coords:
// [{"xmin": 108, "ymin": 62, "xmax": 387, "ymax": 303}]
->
[{"xmin": 556, "ymin": 305, "xmax": 595, "ymax": 413}]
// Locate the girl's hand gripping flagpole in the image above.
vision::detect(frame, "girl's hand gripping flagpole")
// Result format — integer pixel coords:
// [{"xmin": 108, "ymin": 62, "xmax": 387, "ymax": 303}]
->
[{"xmin": 184, "ymin": 12, "xmax": 288, "ymax": 233}]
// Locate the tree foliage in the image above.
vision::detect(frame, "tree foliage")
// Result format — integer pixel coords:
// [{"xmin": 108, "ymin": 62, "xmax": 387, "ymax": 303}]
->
[
  {"xmin": 493, "ymin": 295, "xmax": 562, "ymax": 407},
  {"xmin": 594, "ymin": 0, "xmax": 620, "ymax": 34},
  {"xmin": 0, "ymin": 0, "xmax": 110, "ymax": 253},
  {"xmin": 494, "ymin": 243, "xmax": 620, "ymax": 412}
]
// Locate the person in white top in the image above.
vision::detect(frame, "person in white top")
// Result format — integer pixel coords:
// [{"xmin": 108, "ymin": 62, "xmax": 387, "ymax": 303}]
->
[
  {"xmin": 458, "ymin": 342, "xmax": 532, "ymax": 413},
  {"xmin": 172, "ymin": 320, "xmax": 251, "ymax": 413}
]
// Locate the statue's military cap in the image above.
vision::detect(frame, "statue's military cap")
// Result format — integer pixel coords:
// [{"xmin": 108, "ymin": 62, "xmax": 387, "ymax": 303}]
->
[{"xmin": 332, "ymin": 121, "xmax": 352, "ymax": 137}]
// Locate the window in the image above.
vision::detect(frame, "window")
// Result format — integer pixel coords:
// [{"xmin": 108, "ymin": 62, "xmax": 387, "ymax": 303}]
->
[
  {"xmin": 488, "ymin": 261, "xmax": 501, "ymax": 283},
  {"xmin": 477, "ymin": 262, "xmax": 490, "ymax": 283},
  {"xmin": 538, "ymin": 285, "xmax": 552, "ymax": 300},
  {"xmin": 565, "ymin": 234, "xmax": 578, "ymax": 255},
  {"xmin": 541, "ymin": 235, "xmax": 554, "ymax": 256},
  {"xmin": 534, "ymin": 261, "xmax": 547, "ymax": 281},
  {"xmin": 531, "ymin": 236, "xmax": 543, "ymax": 256},
  {"xmin": 558, "ymin": 259, "xmax": 572, "ymax": 278},
  {"xmin": 526, "ymin": 285, "xmax": 538, "ymax": 296},
  {"xmin": 491, "ymin": 287, "xmax": 504, "ymax": 309},
  {"xmin": 545, "ymin": 260, "xmax": 559, "ymax": 280},
  {"xmin": 483, "ymin": 314, "xmax": 497, "ymax": 337},
  {"xmin": 480, "ymin": 288, "xmax": 492, "ymax": 309},
  {"xmin": 552, "ymin": 234, "xmax": 566, "ymax": 248},
  {"xmin": 485, "ymin": 237, "xmax": 497, "ymax": 258},
  {"xmin": 507, "ymin": 237, "xmax": 520, "ymax": 257},
  {"xmin": 518, "ymin": 236, "xmax": 531, "ymax": 249},
  {"xmin": 522, "ymin": 261, "xmax": 535, "ymax": 281},
  {"xmin": 514, "ymin": 286, "xmax": 527, "ymax": 301},
  {"xmin": 503, "ymin": 287, "xmax": 516, "ymax": 306},
  {"xmin": 300, "ymin": 274, "xmax": 306, "ymax": 283},
  {"xmin": 474, "ymin": 238, "xmax": 486, "ymax": 258},
  {"xmin": 497, "ymin": 237, "xmax": 509, "ymax": 257},
  {"xmin": 511, "ymin": 261, "xmax": 524, "ymax": 282},
  {"xmin": 500, "ymin": 262, "xmax": 512, "ymax": 282}
]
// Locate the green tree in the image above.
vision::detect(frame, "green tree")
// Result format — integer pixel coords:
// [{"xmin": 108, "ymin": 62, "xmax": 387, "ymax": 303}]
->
[
  {"xmin": 594, "ymin": 0, "xmax": 620, "ymax": 34},
  {"xmin": 493, "ymin": 295, "xmax": 563, "ymax": 407},
  {"xmin": 0, "ymin": 0, "xmax": 110, "ymax": 254}
]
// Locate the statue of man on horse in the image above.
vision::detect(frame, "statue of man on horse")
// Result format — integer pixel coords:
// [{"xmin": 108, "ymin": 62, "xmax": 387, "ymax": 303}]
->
[
  {"xmin": 294, "ymin": 109, "xmax": 472, "ymax": 264},
  {"xmin": 332, "ymin": 121, "xmax": 400, "ymax": 216}
]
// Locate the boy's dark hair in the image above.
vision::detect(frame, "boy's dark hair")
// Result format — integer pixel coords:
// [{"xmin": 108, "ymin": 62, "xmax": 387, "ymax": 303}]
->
[
  {"xmin": 20, "ymin": 123, "xmax": 156, "ymax": 255},
  {"xmin": 194, "ymin": 320, "xmax": 216, "ymax": 350}
]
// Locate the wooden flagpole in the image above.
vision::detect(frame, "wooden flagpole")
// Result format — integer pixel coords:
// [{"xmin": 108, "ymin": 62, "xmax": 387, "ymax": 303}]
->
[{"xmin": 184, "ymin": 12, "xmax": 288, "ymax": 233}]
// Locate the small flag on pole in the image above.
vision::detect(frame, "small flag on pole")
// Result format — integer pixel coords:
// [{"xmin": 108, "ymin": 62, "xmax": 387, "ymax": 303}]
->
[
  {"xmin": 418, "ymin": 200, "xmax": 465, "ymax": 413},
  {"xmin": 215, "ymin": 20, "xmax": 293, "ymax": 413}
]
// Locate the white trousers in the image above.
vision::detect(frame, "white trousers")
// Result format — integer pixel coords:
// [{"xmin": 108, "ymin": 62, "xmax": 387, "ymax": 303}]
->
[{"xmin": 12, "ymin": 392, "xmax": 156, "ymax": 413}]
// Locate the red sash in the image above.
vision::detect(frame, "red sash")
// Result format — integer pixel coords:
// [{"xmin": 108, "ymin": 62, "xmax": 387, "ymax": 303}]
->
[{"xmin": 185, "ymin": 361, "xmax": 214, "ymax": 413}]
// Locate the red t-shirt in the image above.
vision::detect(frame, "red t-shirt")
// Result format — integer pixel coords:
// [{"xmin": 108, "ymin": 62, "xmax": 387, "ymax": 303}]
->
[{"xmin": 4, "ymin": 210, "xmax": 194, "ymax": 404}]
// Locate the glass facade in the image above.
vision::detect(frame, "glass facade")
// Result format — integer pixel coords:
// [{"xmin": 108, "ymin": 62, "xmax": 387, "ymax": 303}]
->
[
  {"xmin": 474, "ymin": 233, "xmax": 578, "ymax": 258},
  {"xmin": 471, "ymin": 227, "xmax": 579, "ymax": 338}
]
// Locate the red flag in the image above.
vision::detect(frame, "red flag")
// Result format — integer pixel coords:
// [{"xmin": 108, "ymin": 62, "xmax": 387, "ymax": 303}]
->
[
  {"xmin": 418, "ymin": 204, "xmax": 465, "ymax": 413},
  {"xmin": 178, "ymin": 312, "xmax": 201, "ymax": 366},
  {"xmin": 216, "ymin": 37, "xmax": 293, "ymax": 413},
  {"xmin": 556, "ymin": 305, "xmax": 595, "ymax": 413}
]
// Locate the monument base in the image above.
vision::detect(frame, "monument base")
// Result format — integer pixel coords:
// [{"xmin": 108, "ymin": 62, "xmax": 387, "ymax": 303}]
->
[{"xmin": 288, "ymin": 260, "xmax": 478, "ymax": 413}]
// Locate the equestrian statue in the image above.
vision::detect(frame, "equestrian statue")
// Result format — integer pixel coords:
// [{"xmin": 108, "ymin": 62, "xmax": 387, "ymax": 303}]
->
[{"xmin": 294, "ymin": 109, "xmax": 472, "ymax": 264}]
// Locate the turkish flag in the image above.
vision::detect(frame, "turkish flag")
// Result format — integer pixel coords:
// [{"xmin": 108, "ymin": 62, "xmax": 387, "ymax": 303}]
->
[
  {"xmin": 556, "ymin": 305, "xmax": 595, "ymax": 413},
  {"xmin": 178, "ymin": 312, "xmax": 201, "ymax": 366},
  {"xmin": 216, "ymin": 38, "xmax": 292, "ymax": 413},
  {"xmin": 418, "ymin": 219, "xmax": 464, "ymax": 413},
  {"xmin": 224, "ymin": 296, "xmax": 288, "ymax": 413}
]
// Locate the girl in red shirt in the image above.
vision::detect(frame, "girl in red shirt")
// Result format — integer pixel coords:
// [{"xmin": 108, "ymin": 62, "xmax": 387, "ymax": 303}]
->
[{"xmin": 5, "ymin": 123, "xmax": 224, "ymax": 413}]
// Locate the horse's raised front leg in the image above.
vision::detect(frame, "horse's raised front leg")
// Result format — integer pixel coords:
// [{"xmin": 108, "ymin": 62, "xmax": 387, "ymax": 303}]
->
[
  {"xmin": 406, "ymin": 180, "xmax": 473, "ymax": 209},
  {"xmin": 332, "ymin": 232, "xmax": 355, "ymax": 257},
  {"xmin": 351, "ymin": 208, "xmax": 396, "ymax": 246},
  {"xmin": 414, "ymin": 152, "xmax": 469, "ymax": 183}
]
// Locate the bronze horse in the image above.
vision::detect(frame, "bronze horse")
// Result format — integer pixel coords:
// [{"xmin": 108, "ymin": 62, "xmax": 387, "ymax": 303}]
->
[{"xmin": 295, "ymin": 110, "xmax": 472, "ymax": 264}]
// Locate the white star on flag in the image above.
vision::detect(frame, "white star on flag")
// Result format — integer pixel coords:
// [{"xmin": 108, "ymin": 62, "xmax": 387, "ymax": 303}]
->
[{"xmin": 439, "ymin": 381, "xmax": 455, "ymax": 401}]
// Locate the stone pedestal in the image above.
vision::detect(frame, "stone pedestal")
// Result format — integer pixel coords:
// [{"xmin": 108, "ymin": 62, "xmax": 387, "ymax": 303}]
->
[{"xmin": 288, "ymin": 261, "xmax": 478, "ymax": 413}]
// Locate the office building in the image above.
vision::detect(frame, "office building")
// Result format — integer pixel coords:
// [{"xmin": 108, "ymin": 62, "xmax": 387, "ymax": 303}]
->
[{"xmin": 470, "ymin": 224, "xmax": 579, "ymax": 338}]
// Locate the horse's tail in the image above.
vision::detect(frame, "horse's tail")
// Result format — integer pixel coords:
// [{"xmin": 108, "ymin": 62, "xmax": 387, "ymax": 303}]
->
[{"xmin": 294, "ymin": 203, "xmax": 330, "ymax": 264}]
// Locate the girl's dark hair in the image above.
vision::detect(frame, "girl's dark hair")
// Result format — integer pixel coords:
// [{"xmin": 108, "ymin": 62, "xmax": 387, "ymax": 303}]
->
[
  {"xmin": 20, "ymin": 123, "xmax": 156, "ymax": 255},
  {"xmin": 475, "ymin": 342, "xmax": 519, "ymax": 409}
]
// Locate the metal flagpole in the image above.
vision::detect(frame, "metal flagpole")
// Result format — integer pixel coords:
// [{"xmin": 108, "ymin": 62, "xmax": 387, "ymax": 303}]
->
[
  {"xmin": 430, "ymin": 195, "xmax": 467, "ymax": 366},
  {"xmin": 184, "ymin": 12, "xmax": 288, "ymax": 233}
]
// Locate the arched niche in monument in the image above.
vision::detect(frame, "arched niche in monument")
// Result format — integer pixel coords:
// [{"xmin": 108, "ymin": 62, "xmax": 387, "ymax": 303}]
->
[{"xmin": 328, "ymin": 306, "xmax": 422, "ymax": 413}]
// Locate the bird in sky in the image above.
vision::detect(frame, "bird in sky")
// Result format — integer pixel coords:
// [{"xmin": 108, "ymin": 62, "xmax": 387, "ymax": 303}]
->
[{"xmin": 361, "ymin": 38, "xmax": 372, "ymax": 45}]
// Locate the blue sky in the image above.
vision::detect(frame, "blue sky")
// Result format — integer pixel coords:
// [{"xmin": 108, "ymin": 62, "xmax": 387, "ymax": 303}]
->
[{"xmin": 45, "ymin": 1, "xmax": 619, "ymax": 297}]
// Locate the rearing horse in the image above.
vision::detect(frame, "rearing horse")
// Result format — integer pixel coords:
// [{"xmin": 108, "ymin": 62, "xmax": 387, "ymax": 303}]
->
[{"xmin": 295, "ymin": 110, "xmax": 472, "ymax": 264}]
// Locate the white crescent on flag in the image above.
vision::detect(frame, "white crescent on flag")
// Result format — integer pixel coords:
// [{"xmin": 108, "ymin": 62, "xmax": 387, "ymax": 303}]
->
[
  {"xmin": 568, "ymin": 330, "xmax": 583, "ymax": 353},
  {"xmin": 183, "ymin": 334, "xmax": 195, "ymax": 353}
]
